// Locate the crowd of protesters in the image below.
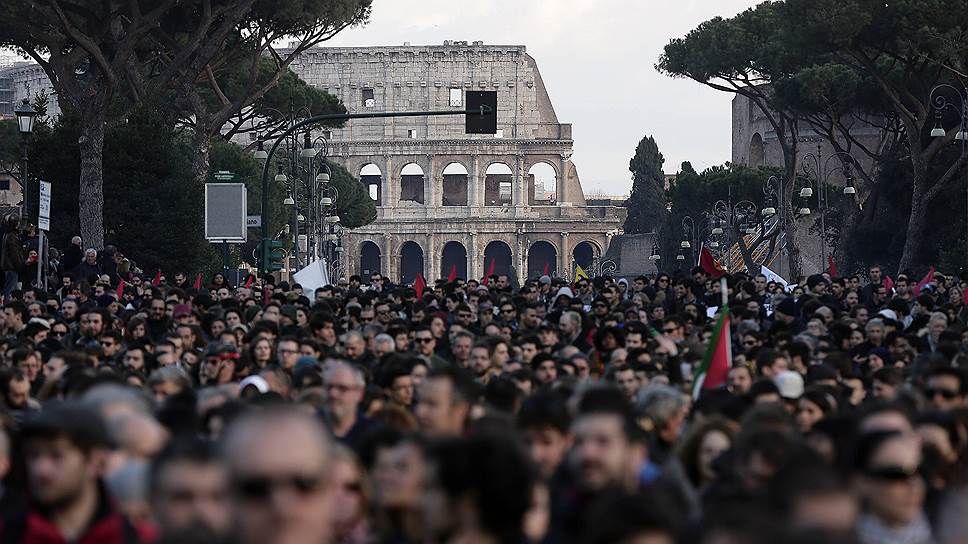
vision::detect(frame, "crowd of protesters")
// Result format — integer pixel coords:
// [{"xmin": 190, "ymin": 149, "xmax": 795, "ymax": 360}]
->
[{"xmin": 0, "ymin": 220, "xmax": 967, "ymax": 543}]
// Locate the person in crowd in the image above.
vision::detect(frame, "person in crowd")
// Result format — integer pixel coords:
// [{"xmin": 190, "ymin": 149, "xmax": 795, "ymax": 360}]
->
[{"xmin": 0, "ymin": 246, "xmax": 964, "ymax": 544}]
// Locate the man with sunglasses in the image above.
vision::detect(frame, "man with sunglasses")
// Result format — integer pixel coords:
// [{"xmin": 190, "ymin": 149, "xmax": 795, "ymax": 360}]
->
[
  {"xmin": 222, "ymin": 408, "xmax": 336, "ymax": 544},
  {"xmin": 924, "ymin": 367, "xmax": 967, "ymax": 412},
  {"xmin": 412, "ymin": 326, "xmax": 448, "ymax": 371},
  {"xmin": 853, "ymin": 430, "xmax": 931, "ymax": 544}
]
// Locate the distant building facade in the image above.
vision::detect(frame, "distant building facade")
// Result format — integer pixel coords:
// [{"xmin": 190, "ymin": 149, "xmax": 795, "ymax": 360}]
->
[
  {"xmin": 285, "ymin": 41, "xmax": 625, "ymax": 283},
  {"xmin": 731, "ymin": 94, "xmax": 883, "ymax": 185}
]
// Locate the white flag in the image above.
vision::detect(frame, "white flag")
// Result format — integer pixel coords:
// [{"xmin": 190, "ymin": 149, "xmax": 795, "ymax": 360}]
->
[
  {"xmin": 760, "ymin": 265, "xmax": 789, "ymax": 291},
  {"xmin": 294, "ymin": 258, "xmax": 331, "ymax": 297}
]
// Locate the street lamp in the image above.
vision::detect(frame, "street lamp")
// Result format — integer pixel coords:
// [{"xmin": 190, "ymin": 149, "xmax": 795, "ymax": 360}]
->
[
  {"xmin": 13, "ymin": 97, "xmax": 37, "ymax": 223},
  {"xmin": 801, "ymin": 145, "xmax": 858, "ymax": 269},
  {"xmin": 252, "ymin": 139, "xmax": 269, "ymax": 161},
  {"xmin": 929, "ymin": 84, "xmax": 968, "ymax": 267}
]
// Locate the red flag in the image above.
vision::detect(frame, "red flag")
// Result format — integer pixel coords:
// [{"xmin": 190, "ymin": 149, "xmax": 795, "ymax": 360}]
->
[
  {"xmin": 447, "ymin": 264, "xmax": 457, "ymax": 283},
  {"xmin": 244, "ymin": 274, "xmax": 255, "ymax": 289},
  {"xmin": 116, "ymin": 279, "xmax": 126, "ymax": 300},
  {"xmin": 414, "ymin": 272, "xmax": 426, "ymax": 299},
  {"xmin": 542, "ymin": 261, "xmax": 550, "ymax": 276},
  {"xmin": 826, "ymin": 256, "xmax": 839, "ymax": 278},
  {"xmin": 882, "ymin": 276, "xmax": 894, "ymax": 293},
  {"xmin": 193, "ymin": 273, "xmax": 203, "ymax": 291},
  {"xmin": 482, "ymin": 258, "xmax": 496, "ymax": 285},
  {"xmin": 913, "ymin": 266, "xmax": 935, "ymax": 296},
  {"xmin": 151, "ymin": 269, "xmax": 161, "ymax": 287},
  {"xmin": 692, "ymin": 309, "xmax": 731, "ymax": 399},
  {"xmin": 699, "ymin": 246, "xmax": 726, "ymax": 278}
]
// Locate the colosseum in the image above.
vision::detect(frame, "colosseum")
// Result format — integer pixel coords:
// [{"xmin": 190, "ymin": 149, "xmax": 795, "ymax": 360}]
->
[{"xmin": 285, "ymin": 41, "xmax": 625, "ymax": 284}]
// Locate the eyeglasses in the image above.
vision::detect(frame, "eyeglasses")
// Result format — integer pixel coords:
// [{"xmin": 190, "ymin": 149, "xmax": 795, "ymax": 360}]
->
[
  {"xmin": 232, "ymin": 473, "xmax": 325, "ymax": 501},
  {"xmin": 341, "ymin": 481, "xmax": 362, "ymax": 494},
  {"xmin": 863, "ymin": 465, "xmax": 920, "ymax": 482},
  {"xmin": 325, "ymin": 383, "xmax": 359, "ymax": 394},
  {"xmin": 926, "ymin": 388, "xmax": 959, "ymax": 400},
  {"xmin": 458, "ymin": 313, "xmax": 472, "ymax": 319},
  {"xmin": 414, "ymin": 337, "xmax": 434, "ymax": 344},
  {"xmin": 501, "ymin": 308, "xmax": 515, "ymax": 314},
  {"xmin": 52, "ymin": 330, "xmax": 67, "ymax": 337}
]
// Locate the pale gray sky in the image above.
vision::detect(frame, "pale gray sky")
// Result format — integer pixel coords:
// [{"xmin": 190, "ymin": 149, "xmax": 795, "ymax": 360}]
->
[{"xmin": 326, "ymin": 0, "xmax": 759, "ymax": 195}]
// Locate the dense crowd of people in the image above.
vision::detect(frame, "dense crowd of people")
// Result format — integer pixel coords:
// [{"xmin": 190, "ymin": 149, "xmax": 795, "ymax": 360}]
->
[{"xmin": 0, "ymin": 223, "xmax": 967, "ymax": 543}]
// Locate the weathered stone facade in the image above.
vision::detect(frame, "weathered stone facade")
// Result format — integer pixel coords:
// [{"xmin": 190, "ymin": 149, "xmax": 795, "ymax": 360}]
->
[
  {"xmin": 285, "ymin": 42, "xmax": 625, "ymax": 283},
  {"xmin": 731, "ymin": 94, "xmax": 882, "ymax": 185}
]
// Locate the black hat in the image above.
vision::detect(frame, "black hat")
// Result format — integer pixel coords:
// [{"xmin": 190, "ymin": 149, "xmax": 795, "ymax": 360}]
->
[
  {"xmin": 21, "ymin": 401, "xmax": 114, "ymax": 450},
  {"xmin": 204, "ymin": 342, "xmax": 239, "ymax": 358}
]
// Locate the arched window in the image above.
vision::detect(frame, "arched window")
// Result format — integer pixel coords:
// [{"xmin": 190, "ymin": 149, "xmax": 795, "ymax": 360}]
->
[
  {"xmin": 572, "ymin": 241, "xmax": 597, "ymax": 271},
  {"xmin": 441, "ymin": 241, "xmax": 467, "ymax": 280},
  {"xmin": 483, "ymin": 241, "xmax": 513, "ymax": 280},
  {"xmin": 360, "ymin": 163, "xmax": 382, "ymax": 203},
  {"xmin": 749, "ymin": 133, "xmax": 764, "ymax": 167},
  {"xmin": 400, "ymin": 163, "xmax": 425, "ymax": 204},
  {"xmin": 360, "ymin": 241, "xmax": 381, "ymax": 276},
  {"xmin": 484, "ymin": 163, "xmax": 513, "ymax": 207},
  {"xmin": 528, "ymin": 163, "xmax": 557, "ymax": 204},
  {"xmin": 442, "ymin": 162, "xmax": 468, "ymax": 206},
  {"xmin": 400, "ymin": 241, "xmax": 424, "ymax": 284},
  {"xmin": 527, "ymin": 241, "xmax": 557, "ymax": 279}
]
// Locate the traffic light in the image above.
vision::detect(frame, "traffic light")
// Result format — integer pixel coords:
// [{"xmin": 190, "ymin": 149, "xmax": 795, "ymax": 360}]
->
[
  {"xmin": 260, "ymin": 240, "xmax": 286, "ymax": 273},
  {"xmin": 465, "ymin": 91, "xmax": 497, "ymax": 134}
]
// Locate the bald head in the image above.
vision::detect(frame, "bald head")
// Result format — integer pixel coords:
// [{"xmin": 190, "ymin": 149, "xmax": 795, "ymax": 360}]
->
[{"xmin": 221, "ymin": 408, "xmax": 335, "ymax": 544}]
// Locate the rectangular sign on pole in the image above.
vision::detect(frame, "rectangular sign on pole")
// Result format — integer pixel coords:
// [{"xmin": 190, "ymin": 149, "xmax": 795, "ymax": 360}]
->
[
  {"xmin": 38, "ymin": 181, "xmax": 51, "ymax": 231},
  {"xmin": 205, "ymin": 183, "xmax": 247, "ymax": 242},
  {"xmin": 246, "ymin": 215, "xmax": 262, "ymax": 228}
]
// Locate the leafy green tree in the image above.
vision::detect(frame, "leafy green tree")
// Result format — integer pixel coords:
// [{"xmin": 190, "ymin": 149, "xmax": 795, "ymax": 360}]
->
[
  {"xmin": 0, "ymin": 0, "xmax": 371, "ymax": 249},
  {"xmin": 669, "ymin": 163, "xmax": 783, "ymax": 273},
  {"xmin": 658, "ymin": 3, "xmax": 821, "ymax": 278},
  {"xmin": 26, "ymin": 105, "xmax": 216, "ymax": 274},
  {"xmin": 781, "ymin": 0, "xmax": 968, "ymax": 272},
  {"xmin": 624, "ymin": 135, "xmax": 668, "ymax": 235}
]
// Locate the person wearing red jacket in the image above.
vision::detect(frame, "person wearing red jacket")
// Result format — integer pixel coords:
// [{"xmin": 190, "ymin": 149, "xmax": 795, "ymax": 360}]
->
[{"xmin": 0, "ymin": 402, "xmax": 156, "ymax": 544}]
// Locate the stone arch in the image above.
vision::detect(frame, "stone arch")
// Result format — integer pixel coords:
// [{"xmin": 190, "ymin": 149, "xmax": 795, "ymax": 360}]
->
[
  {"xmin": 527, "ymin": 161, "xmax": 558, "ymax": 204},
  {"xmin": 441, "ymin": 162, "xmax": 469, "ymax": 206},
  {"xmin": 484, "ymin": 162, "xmax": 513, "ymax": 207},
  {"xmin": 441, "ymin": 241, "xmax": 468, "ymax": 281},
  {"xmin": 359, "ymin": 240, "xmax": 382, "ymax": 277},
  {"xmin": 399, "ymin": 162, "xmax": 425, "ymax": 204},
  {"xmin": 359, "ymin": 163, "xmax": 383, "ymax": 203},
  {"xmin": 572, "ymin": 241, "xmax": 599, "ymax": 271},
  {"xmin": 527, "ymin": 240, "xmax": 558, "ymax": 279},
  {"xmin": 483, "ymin": 240, "xmax": 513, "ymax": 279},
  {"xmin": 399, "ymin": 241, "xmax": 424, "ymax": 284},
  {"xmin": 749, "ymin": 133, "xmax": 764, "ymax": 167}
]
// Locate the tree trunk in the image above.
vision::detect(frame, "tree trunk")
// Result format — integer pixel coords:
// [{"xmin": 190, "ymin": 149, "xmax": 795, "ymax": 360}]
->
[
  {"xmin": 898, "ymin": 190, "xmax": 928, "ymax": 274},
  {"xmin": 191, "ymin": 119, "xmax": 212, "ymax": 185},
  {"xmin": 77, "ymin": 102, "xmax": 106, "ymax": 250}
]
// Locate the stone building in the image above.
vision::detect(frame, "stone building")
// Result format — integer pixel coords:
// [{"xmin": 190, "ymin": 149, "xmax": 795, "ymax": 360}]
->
[
  {"xmin": 731, "ymin": 94, "xmax": 883, "ymax": 185},
  {"xmin": 0, "ymin": 62, "xmax": 61, "ymax": 118},
  {"xmin": 285, "ymin": 41, "xmax": 625, "ymax": 284}
]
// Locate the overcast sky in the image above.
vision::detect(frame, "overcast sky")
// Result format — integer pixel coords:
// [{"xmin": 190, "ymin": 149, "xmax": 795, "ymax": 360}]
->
[{"xmin": 325, "ymin": 0, "xmax": 759, "ymax": 195}]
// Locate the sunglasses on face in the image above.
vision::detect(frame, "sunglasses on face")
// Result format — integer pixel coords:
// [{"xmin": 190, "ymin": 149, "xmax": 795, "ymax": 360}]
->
[
  {"xmin": 414, "ymin": 337, "xmax": 433, "ymax": 344},
  {"xmin": 232, "ymin": 473, "xmax": 325, "ymax": 501},
  {"xmin": 926, "ymin": 388, "xmax": 959, "ymax": 400},
  {"xmin": 863, "ymin": 465, "xmax": 921, "ymax": 482}
]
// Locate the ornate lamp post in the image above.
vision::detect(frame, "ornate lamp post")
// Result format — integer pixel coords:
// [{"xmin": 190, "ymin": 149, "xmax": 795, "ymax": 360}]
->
[
  {"xmin": 800, "ymin": 145, "xmax": 858, "ymax": 269},
  {"xmin": 929, "ymin": 84, "xmax": 968, "ymax": 265},
  {"xmin": 13, "ymin": 97, "xmax": 37, "ymax": 223}
]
